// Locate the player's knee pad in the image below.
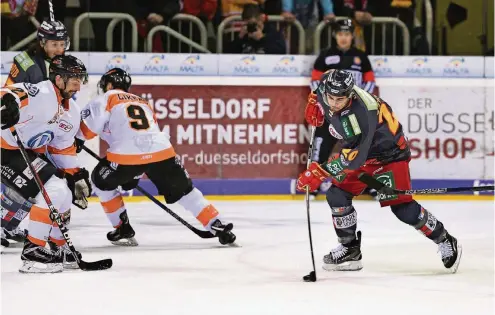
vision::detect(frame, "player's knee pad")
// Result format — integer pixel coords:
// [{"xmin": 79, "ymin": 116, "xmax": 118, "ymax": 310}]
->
[
  {"xmin": 91, "ymin": 161, "xmax": 120, "ymax": 191},
  {"xmin": 390, "ymin": 201, "xmax": 422, "ymax": 226},
  {"xmin": 147, "ymin": 157, "xmax": 193, "ymax": 204},
  {"xmin": 326, "ymin": 185, "xmax": 353, "ymax": 208},
  {"xmin": 36, "ymin": 176, "xmax": 72, "ymax": 210}
]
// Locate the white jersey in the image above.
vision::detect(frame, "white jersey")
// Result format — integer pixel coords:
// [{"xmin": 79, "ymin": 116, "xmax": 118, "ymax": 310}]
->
[
  {"xmin": 78, "ymin": 89, "xmax": 175, "ymax": 165},
  {"xmin": 0, "ymin": 80, "xmax": 82, "ymax": 172}
]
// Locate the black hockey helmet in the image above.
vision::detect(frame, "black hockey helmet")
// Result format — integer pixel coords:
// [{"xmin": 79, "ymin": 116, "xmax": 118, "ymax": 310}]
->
[
  {"xmin": 49, "ymin": 55, "xmax": 88, "ymax": 85},
  {"xmin": 323, "ymin": 70, "xmax": 355, "ymax": 98},
  {"xmin": 38, "ymin": 20, "xmax": 70, "ymax": 50},
  {"xmin": 334, "ymin": 19, "xmax": 354, "ymax": 34},
  {"xmin": 98, "ymin": 68, "xmax": 132, "ymax": 93}
]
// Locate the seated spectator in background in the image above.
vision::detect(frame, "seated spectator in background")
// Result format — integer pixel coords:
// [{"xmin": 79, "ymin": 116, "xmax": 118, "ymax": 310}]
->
[
  {"xmin": 222, "ymin": 0, "xmax": 264, "ymax": 34},
  {"xmin": 179, "ymin": 0, "xmax": 218, "ymax": 52},
  {"xmin": 225, "ymin": 4, "xmax": 286, "ymax": 54},
  {"xmin": 281, "ymin": 0, "xmax": 334, "ymax": 28}
]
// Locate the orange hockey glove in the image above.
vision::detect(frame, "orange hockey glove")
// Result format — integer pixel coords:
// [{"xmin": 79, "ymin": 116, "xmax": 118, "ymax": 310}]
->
[
  {"xmin": 296, "ymin": 161, "xmax": 330, "ymax": 192},
  {"xmin": 304, "ymin": 92, "xmax": 325, "ymax": 127}
]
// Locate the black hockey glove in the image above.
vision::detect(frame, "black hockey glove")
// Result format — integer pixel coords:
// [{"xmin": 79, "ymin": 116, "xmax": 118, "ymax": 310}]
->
[
  {"xmin": 120, "ymin": 176, "xmax": 141, "ymax": 191},
  {"xmin": 1, "ymin": 93, "xmax": 20, "ymax": 130},
  {"xmin": 66, "ymin": 168, "xmax": 92, "ymax": 209},
  {"xmin": 74, "ymin": 137, "xmax": 85, "ymax": 153}
]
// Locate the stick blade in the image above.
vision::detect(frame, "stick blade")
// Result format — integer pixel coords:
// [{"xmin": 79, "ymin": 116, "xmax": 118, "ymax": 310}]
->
[{"xmin": 79, "ymin": 258, "xmax": 113, "ymax": 271}]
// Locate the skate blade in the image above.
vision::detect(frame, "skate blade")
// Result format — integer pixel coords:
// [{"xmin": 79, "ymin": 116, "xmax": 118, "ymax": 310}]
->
[
  {"xmin": 226, "ymin": 242, "xmax": 241, "ymax": 248},
  {"xmin": 19, "ymin": 261, "xmax": 63, "ymax": 274},
  {"xmin": 110, "ymin": 237, "xmax": 138, "ymax": 247},
  {"xmin": 322, "ymin": 260, "xmax": 363, "ymax": 272},
  {"xmin": 63, "ymin": 262, "xmax": 80, "ymax": 270},
  {"xmin": 449, "ymin": 244, "xmax": 463, "ymax": 274}
]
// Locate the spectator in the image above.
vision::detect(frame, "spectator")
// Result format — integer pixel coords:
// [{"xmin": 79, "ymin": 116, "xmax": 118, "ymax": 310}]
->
[
  {"xmin": 281, "ymin": 0, "xmax": 334, "ymax": 28},
  {"xmin": 179, "ymin": 0, "xmax": 218, "ymax": 52},
  {"xmin": 281, "ymin": 0, "xmax": 334, "ymax": 54},
  {"xmin": 225, "ymin": 4, "xmax": 286, "ymax": 54},
  {"xmin": 82, "ymin": 0, "xmax": 179, "ymax": 52},
  {"xmin": 1, "ymin": 0, "xmax": 38, "ymax": 50}
]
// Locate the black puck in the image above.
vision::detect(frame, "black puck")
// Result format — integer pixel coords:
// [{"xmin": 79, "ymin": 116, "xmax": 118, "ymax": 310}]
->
[{"xmin": 302, "ymin": 271, "xmax": 316, "ymax": 282}]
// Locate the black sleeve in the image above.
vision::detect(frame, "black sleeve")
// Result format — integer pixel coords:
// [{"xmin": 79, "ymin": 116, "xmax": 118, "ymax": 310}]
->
[
  {"xmin": 225, "ymin": 37, "xmax": 244, "ymax": 54},
  {"xmin": 361, "ymin": 53, "xmax": 373, "ymax": 73},
  {"xmin": 313, "ymin": 50, "xmax": 328, "ymax": 72},
  {"xmin": 264, "ymin": 31, "xmax": 287, "ymax": 54}
]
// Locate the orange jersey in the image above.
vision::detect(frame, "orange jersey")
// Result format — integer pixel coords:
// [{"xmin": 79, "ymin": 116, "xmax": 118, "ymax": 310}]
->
[
  {"xmin": 78, "ymin": 89, "xmax": 175, "ymax": 165},
  {"xmin": 0, "ymin": 80, "xmax": 82, "ymax": 173}
]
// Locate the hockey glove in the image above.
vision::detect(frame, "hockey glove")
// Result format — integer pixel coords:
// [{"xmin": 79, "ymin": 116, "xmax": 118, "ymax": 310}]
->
[
  {"xmin": 296, "ymin": 161, "xmax": 330, "ymax": 192},
  {"xmin": 120, "ymin": 176, "xmax": 141, "ymax": 191},
  {"xmin": 304, "ymin": 92, "xmax": 325, "ymax": 127},
  {"xmin": 1, "ymin": 93, "xmax": 20, "ymax": 130},
  {"xmin": 74, "ymin": 137, "xmax": 85, "ymax": 153},
  {"xmin": 66, "ymin": 168, "xmax": 92, "ymax": 209}
]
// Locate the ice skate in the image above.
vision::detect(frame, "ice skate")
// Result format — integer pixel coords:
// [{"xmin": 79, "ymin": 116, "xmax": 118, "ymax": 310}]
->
[
  {"xmin": 19, "ymin": 239, "xmax": 63, "ymax": 273},
  {"xmin": 438, "ymin": 232, "xmax": 462, "ymax": 273},
  {"xmin": 323, "ymin": 231, "xmax": 363, "ymax": 271},
  {"xmin": 107, "ymin": 211, "xmax": 138, "ymax": 246},
  {"xmin": 49, "ymin": 240, "xmax": 81, "ymax": 269},
  {"xmin": 211, "ymin": 219, "xmax": 237, "ymax": 245}
]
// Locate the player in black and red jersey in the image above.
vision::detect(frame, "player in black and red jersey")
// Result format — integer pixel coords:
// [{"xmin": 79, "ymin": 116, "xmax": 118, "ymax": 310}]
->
[
  {"xmin": 309, "ymin": 18, "xmax": 377, "ymax": 199},
  {"xmin": 298, "ymin": 70, "xmax": 462, "ymax": 273}
]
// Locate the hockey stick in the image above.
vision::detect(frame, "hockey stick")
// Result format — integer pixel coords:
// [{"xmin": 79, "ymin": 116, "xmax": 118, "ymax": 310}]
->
[
  {"xmin": 358, "ymin": 173, "xmax": 495, "ymax": 195},
  {"xmin": 81, "ymin": 145, "xmax": 216, "ymax": 239},
  {"xmin": 48, "ymin": 0, "xmax": 55, "ymax": 22},
  {"xmin": 11, "ymin": 129, "xmax": 112, "ymax": 271},
  {"xmin": 302, "ymin": 126, "xmax": 317, "ymax": 282}
]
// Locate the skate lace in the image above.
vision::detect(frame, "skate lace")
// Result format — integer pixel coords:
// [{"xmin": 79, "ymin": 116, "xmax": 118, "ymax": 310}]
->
[
  {"xmin": 438, "ymin": 240, "xmax": 453, "ymax": 259},
  {"xmin": 330, "ymin": 244, "xmax": 348, "ymax": 260}
]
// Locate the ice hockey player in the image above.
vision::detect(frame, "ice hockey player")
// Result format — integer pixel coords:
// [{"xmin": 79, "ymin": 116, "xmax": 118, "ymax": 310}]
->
[
  {"xmin": 75, "ymin": 68, "xmax": 236, "ymax": 246},
  {"xmin": 308, "ymin": 18, "xmax": 377, "ymax": 200},
  {"xmin": 4, "ymin": 20, "xmax": 70, "ymax": 86},
  {"xmin": 297, "ymin": 69, "xmax": 462, "ymax": 273},
  {"xmin": 2, "ymin": 20, "xmax": 70, "ymax": 247},
  {"xmin": 0, "ymin": 55, "xmax": 92, "ymax": 273}
]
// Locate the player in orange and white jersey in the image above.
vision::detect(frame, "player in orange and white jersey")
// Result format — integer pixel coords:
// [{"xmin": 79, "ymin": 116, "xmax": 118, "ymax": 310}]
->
[
  {"xmin": 0, "ymin": 55, "xmax": 92, "ymax": 273},
  {"xmin": 76, "ymin": 68, "xmax": 236, "ymax": 246}
]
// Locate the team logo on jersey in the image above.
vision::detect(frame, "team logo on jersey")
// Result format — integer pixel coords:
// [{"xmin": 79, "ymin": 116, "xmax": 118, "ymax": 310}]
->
[
  {"xmin": 58, "ymin": 119, "xmax": 73, "ymax": 132},
  {"xmin": 325, "ymin": 56, "xmax": 340, "ymax": 65},
  {"xmin": 23, "ymin": 83, "xmax": 39, "ymax": 96},
  {"xmin": 81, "ymin": 109, "xmax": 91, "ymax": 119},
  {"xmin": 27, "ymin": 131, "xmax": 54, "ymax": 148},
  {"xmin": 328, "ymin": 124, "xmax": 343, "ymax": 139}
]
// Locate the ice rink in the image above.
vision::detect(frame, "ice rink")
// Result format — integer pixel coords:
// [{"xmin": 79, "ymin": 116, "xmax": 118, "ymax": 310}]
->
[{"xmin": 1, "ymin": 199, "xmax": 493, "ymax": 315}]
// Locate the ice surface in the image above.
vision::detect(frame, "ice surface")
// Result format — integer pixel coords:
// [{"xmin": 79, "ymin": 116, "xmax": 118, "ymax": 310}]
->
[{"xmin": 1, "ymin": 200, "xmax": 493, "ymax": 315}]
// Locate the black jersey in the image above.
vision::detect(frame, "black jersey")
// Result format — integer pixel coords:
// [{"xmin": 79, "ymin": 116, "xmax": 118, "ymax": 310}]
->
[
  {"xmin": 314, "ymin": 72, "xmax": 410, "ymax": 177},
  {"xmin": 4, "ymin": 51, "xmax": 48, "ymax": 87},
  {"xmin": 311, "ymin": 46, "xmax": 375, "ymax": 93}
]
